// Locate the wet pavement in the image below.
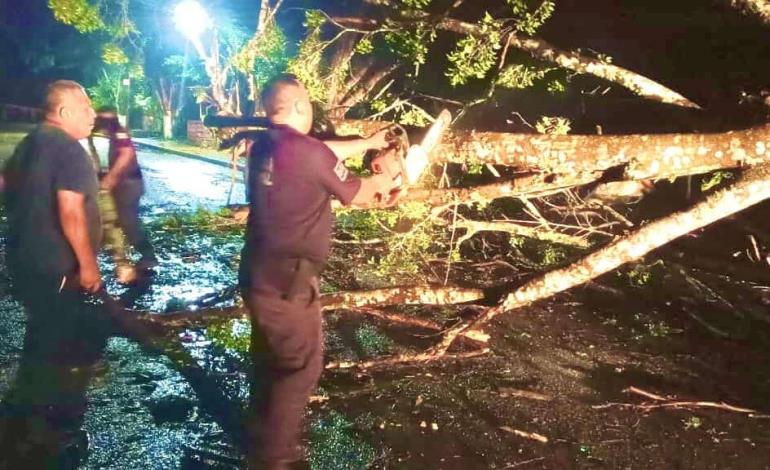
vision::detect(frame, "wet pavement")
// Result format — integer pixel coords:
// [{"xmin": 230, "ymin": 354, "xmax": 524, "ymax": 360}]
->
[
  {"xmin": 3, "ymin": 141, "xmax": 770, "ymax": 469},
  {"xmin": 0, "ymin": 146, "xmax": 248, "ymax": 469}
]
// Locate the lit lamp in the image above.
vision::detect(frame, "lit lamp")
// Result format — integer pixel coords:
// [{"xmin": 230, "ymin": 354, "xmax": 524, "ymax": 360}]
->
[{"xmin": 173, "ymin": 0, "xmax": 212, "ymax": 60}]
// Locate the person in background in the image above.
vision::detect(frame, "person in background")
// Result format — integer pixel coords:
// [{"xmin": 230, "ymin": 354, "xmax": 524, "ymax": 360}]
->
[
  {"xmin": 92, "ymin": 107, "xmax": 157, "ymax": 277},
  {"xmin": 0, "ymin": 80, "xmax": 111, "ymax": 468},
  {"xmin": 239, "ymin": 74, "xmax": 400, "ymax": 469},
  {"xmin": 87, "ymin": 131, "xmax": 135, "ymax": 283}
]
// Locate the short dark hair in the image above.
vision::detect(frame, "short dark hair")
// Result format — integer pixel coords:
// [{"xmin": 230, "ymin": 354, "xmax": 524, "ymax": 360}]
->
[{"xmin": 260, "ymin": 74, "xmax": 302, "ymax": 116}]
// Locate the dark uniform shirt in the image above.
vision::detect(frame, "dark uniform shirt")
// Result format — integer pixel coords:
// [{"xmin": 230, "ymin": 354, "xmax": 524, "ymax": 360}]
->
[
  {"xmin": 109, "ymin": 125, "xmax": 142, "ymax": 179},
  {"xmin": 3, "ymin": 124, "xmax": 101, "ymax": 277},
  {"xmin": 242, "ymin": 125, "xmax": 361, "ymax": 288}
]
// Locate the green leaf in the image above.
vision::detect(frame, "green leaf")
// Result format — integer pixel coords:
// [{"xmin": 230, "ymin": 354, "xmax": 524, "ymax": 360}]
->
[
  {"xmin": 535, "ymin": 116, "xmax": 571, "ymax": 135},
  {"xmin": 445, "ymin": 13, "xmax": 501, "ymax": 86},
  {"xmin": 48, "ymin": 0, "xmax": 105, "ymax": 33},
  {"xmin": 101, "ymin": 43, "xmax": 129, "ymax": 65},
  {"xmin": 384, "ymin": 22, "xmax": 436, "ymax": 68}
]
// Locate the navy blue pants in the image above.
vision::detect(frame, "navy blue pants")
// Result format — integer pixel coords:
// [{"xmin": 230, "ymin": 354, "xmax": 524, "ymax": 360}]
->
[
  {"xmin": 245, "ymin": 272, "xmax": 322, "ymax": 466},
  {"xmin": 0, "ymin": 272, "xmax": 112, "ymax": 468}
]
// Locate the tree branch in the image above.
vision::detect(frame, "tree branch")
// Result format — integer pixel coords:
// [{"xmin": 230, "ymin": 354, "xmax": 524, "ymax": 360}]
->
[
  {"xmin": 329, "ymin": 15, "xmax": 701, "ymax": 109},
  {"xmin": 434, "ymin": 164, "xmax": 770, "ymax": 355},
  {"xmin": 321, "ymin": 285, "xmax": 484, "ymax": 310},
  {"xmin": 454, "ymin": 219, "xmax": 592, "ymax": 248},
  {"xmin": 720, "ymin": 0, "xmax": 770, "ymax": 27}
]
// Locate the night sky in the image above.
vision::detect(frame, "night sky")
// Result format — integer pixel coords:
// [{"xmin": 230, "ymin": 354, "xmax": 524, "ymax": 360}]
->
[{"xmin": 1, "ymin": 0, "xmax": 768, "ymax": 130}]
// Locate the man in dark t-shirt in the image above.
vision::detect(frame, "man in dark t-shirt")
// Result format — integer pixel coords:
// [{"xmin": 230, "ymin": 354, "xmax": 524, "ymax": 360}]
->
[
  {"xmin": 0, "ymin": 80, "xmax": 110, "ymax": 468},
  {"xmin": 240, "ymin": 75, "xmax": 398, "ymax": 469},
  {"xmin": 5, "ymin": 123, "xmax": 102, "ymax": 277}
]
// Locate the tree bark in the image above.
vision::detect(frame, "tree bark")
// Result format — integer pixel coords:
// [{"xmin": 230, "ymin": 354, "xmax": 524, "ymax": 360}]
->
[
  {"xmin": 334, "ymin": 119, "xmax": 770, "ymax": 181},
  {"xmin": 721, "ymin": 0, "xmax": 770, "ymax": 27},
  {"xmin": 433, "ymin": 164, "xmax": 770, "ymax": 355},
  {"xmin": 162, "ymin": 113, "xmax": 173, "ymax": 140},
  {"xmin": 256, "ymin": 0, "xmax": 271, "ymax": 34},
  {"xmin": 437, "ymin": 123, "xmax": 770, "ymax": 179},
  {"xmin": 395, "ymin": 172, "xmax": 601, "ymax": 206},
  {"xmin": 437, "ymin": 17, "xmax": 701, "ymax": 109},
  {"xmin": 321, "ymin": 285, "xmax": 484, "ymax": 310},
  {"xmin": 139, "ymin": 285, "xmax": 484, "ymax": 329}
]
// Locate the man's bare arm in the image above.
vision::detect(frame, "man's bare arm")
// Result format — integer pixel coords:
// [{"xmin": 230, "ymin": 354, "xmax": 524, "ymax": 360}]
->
[
  {"xmin": 324, "ymin": 129, "xmax": 390, "ymax": 161},
  {"xmin": 58, "ymin": 190, "xmax": 101, "ymax": 292}
]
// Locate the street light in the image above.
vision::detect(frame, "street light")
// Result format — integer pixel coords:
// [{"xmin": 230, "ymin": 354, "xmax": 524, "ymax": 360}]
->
[{"xmin": 173, "ymin": 0, "xmax": 211, "ymax": 58}]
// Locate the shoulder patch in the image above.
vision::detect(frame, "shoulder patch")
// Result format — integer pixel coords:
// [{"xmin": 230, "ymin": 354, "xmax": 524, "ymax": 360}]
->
[{"xmin": 333, "ymin": 160, "xmax": 349, "ymax": 181}]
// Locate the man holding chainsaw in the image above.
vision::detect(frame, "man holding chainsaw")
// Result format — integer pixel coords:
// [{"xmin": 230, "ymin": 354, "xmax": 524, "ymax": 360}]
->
[
  {"xmin": 239, "ymin": 74, "xmax": 408, "ymax": 469},
  {"xmin": 0, "ymin": 80, "xmax": 110, "ymax": 468}
]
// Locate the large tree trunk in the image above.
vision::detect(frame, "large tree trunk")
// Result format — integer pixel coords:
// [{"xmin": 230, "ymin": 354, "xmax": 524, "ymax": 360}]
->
[
  {"xmin": 439, "ymin": 123, "xmax": 770, "ymax": 179},
  {"xmin": 433, "ymin": 164, "xmax": 770, "ymax": 354},
  {"xmin": 335, "ymin": 120, "xmax": 770, "ymax": 181}
]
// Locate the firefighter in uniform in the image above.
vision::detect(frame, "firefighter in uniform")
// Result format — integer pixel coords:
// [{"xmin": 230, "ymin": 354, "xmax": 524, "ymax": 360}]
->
[{"xmin": 239, "ymin": 74, "xmax": 399, "ymax": 469}]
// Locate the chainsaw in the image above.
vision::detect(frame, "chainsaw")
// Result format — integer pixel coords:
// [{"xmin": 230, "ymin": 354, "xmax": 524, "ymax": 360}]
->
[{"xmin": 366, "ymin": 109, "xmax": 452, "ymax": 206}]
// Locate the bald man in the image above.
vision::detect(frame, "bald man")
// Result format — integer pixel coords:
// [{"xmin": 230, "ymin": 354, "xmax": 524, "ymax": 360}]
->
[
  {"xmin": 1, "ymin": 80, "xmax": 110, "ymax": 468},
  {"xmin": 239, "ymin": 75, "xmax": 396, "ymax": 468}
]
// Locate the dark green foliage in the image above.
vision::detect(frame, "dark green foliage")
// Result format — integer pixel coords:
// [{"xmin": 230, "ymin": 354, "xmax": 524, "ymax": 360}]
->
[
  {"xmin": 384, "ymin": 22, "xmax": 436, "ymax": 69},
  {"xmin": 400, "ymin": 0, "xmax": 433, "ymax": 8},
  {"xmin": 507, "ymin": 0, "xmax": 556, "ymax": 35},
  {"xmin": 446, "ymin": 13, "xmax": 501, "ymax": 86},
  {"xmin": 48, "ymin": 0, "xmax": 105, "ymax": 33},
  {"xmin": 309, "ymin": 411, "xmax": 376, "ymax": 470},
  {"xmin": 207, "ymin": 319, "xmax": 251, "ymax": 357},
  {"xmin": 150, "ymin": 208, "xmax": 244, "ymax": 237},
  {"xmin": 354, "ymin": 325, "xmax": 394, "ymax": 358},
  {"xmin": 700, "ymin": 171, "xmax": 734, "ymax": 192}
]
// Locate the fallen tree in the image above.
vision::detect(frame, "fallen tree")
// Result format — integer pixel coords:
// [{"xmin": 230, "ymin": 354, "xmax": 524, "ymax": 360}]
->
[
  {"xmin": 337, "ymin": 120, "xmax": 770, "ymax": 180},
  {"xmin": 137, "ymin": 285, "xmax": 485, "ymax": 329},
  {"xmin": 362, "ymin": 163, "xmax": 770, "ymax": 365},
  {"xmin": 329, "ymin": 12, "xmax": 700, "ymax": 110}
]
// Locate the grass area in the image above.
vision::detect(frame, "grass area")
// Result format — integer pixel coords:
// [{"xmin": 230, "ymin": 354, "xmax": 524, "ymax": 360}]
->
[
  {"xmin": 1, "ymin": 122, "xmax": 233, "ymax": 165},
  {"xmin": 0, "ymin": 122, "xmax": 35, "ymax": 163}
]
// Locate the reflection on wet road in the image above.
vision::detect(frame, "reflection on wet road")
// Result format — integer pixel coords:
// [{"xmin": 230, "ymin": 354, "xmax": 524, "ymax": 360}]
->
[
  {"xmin": 138, "ymin": 148, "xmax": 246, "ymax": 212},
  {"xmin": 1, "ymin": 146, "xmax": 247, "ymax": 469}
]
